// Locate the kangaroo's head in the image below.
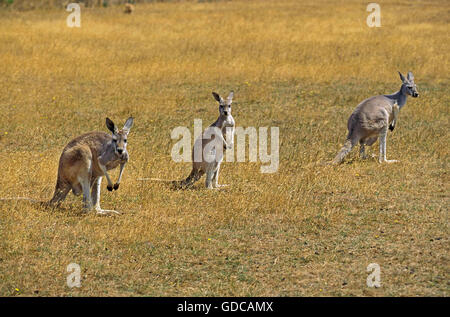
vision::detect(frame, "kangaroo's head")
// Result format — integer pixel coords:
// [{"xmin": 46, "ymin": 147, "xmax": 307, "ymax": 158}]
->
[
  {"xmin": 399, "ymin": 71, "xmax": 419, "ymax": 98},
  {"xmin": 212, "ymin": 91, "xmax": 234, "ymax": 121},
  {"xmin": 106, "ymin": 117, "xmax": 134, "ymax": 156}
]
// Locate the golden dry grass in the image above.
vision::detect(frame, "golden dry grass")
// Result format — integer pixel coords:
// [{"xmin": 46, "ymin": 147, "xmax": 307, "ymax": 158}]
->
[{"xmin": 0, "ymin": 0, "xmax": 448, "ymax": 296}]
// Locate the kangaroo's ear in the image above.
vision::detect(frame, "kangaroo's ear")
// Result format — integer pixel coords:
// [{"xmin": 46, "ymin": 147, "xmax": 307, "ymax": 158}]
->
[
  {"xmin": 226, "ymin": 91, "xmax": 234, "ymax": 105},
  {"xmin": 123, "ymin": 117, "xmax": 134, "ymax": 131},
  {"xmin": 398, "ymin": 71, "xmax": 406, "ymax": 82},
  {"xmin": 407, "ymin": 71, "xmax": 414, "ymax": 81},
  {"xmin": 212, "ymin": 92, "xmax": 223, "ymax": 103},
  {"xmin": 106, "ymin": 118, "xmax": 118, "ymax": 134}
]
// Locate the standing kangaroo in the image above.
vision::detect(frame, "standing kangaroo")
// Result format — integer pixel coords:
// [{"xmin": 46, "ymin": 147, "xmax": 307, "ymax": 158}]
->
[
  {"xmin": 49, "ymin": 117, "xmax": 134, "ymax": 214},
  {"xmin": 175, "ymin": 91, "xmax": 235, "ymax": 189},
  {"xmin": 332, "ymin": 71, "xmax": 419, "ymax": 164}
]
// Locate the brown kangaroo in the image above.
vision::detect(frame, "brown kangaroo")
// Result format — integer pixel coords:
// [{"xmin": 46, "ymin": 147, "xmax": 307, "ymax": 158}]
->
[{"xmin": 48, "ymin": 117, "xmax": 134, "ymax": 214}]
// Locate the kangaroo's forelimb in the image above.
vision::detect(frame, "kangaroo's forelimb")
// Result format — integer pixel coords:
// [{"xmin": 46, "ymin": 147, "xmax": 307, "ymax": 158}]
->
[
  {"xmin": 389, "ymin": 102, "xmax": 400, "ymax": 131},
  {"xmin": 113, "ymin": 162, "xmax": 126, "ymax": 190}
]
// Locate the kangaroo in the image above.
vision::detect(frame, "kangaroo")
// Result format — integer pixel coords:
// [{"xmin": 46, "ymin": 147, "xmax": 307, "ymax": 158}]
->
[
  {"xmin": 48, "ymin": 117, "xmax": 134, "ymax": 214},
  {"xmin": 0, "ymin": 117, "xmax": 134, "ymax": 213},
  {"xmin": 174, "ymin": 91, "xmax": 235, "ymax": 189},
  {"xmin": 332, "ymin": 71, "xmax": 419, "ymax": 164},
  {"xmin": 124, "ymin": 3, "xmax": 134, "ymax": 14}
]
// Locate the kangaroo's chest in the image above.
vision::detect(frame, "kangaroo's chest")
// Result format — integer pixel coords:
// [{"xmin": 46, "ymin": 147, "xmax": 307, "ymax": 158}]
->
[
  {"xmin": 389, "ymin": 103, "xmax": 399, "ymax": 123},
  {"xmin": 104, "ymin": 159, "xmax": 122, "ymax": 170},
  {"xmin": 203, "ymin": 138, "xmax": 224, "ymax": 162},
  {"xmin": 93, "ymin": 150, "xmax": 127, "ymax": 177},
  {"xmin": 91, "ymin": 159, "xmax": 119, "ymax": 177}
]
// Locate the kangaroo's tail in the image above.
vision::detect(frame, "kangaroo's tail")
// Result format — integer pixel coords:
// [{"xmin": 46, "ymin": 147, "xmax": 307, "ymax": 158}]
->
[
  {"xmin": 137, "ymin": 178, "xmax": 173, "ymax": 184},
  {"xmin": 138, "ymin": 169, "xmax": 202, "ymax": 189},
  {"xmin": 0, "ymin": 197, "xmax": 47, "ymax": 207},
  {"xmin": 332, "ymin": 138, "xmax": 357, "ymax": 165},
  {"xmin": 171, "ymin": 169, "xmax": 202, "ymax": 189}
]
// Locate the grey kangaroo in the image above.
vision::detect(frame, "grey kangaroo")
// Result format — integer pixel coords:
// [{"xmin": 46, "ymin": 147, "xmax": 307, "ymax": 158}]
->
[
  {"xmin": 48, "ymin": 117, "xmax": 134, "ymax": 214},
  {"xmin": 332, "ymin": 71, "xmax": 419, "ymax": 164},
  {"xmin": 174, "ymin": 91, "xmax": 235, "ymax": 189}
]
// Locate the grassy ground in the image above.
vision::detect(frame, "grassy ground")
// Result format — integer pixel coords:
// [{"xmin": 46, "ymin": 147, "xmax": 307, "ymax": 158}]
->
[{"xmin": 0, "ymin": 0, "xmax": 448, "ymax": 296}]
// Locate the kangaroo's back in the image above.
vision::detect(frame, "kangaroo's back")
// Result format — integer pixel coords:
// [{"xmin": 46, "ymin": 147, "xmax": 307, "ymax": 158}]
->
[
  {"xmin": 62, "ymin": 131, "xmax": 110, "ymax": 156},
  {"xmin": 348, "ymin": 95, "xmax": 396, "ymax": 135}
]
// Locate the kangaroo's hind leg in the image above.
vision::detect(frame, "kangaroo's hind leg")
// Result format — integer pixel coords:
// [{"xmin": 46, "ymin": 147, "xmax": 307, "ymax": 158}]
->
[
  {"xmin": 379, "ymin": 126, "xmax": 398, "ymax": 163},
  {"xmin": 360, "ymin": 136, "xmax": 377, "ymax": 159},
  {"xmin": 91, "ymin": 176, "xmax": 120, "ymax": 215},
  {"xmin": 48, "ymin": 179, "xmax": 71, "ymax": 206},
  {"xmin": 74, "ymin": 152, "xmax": 94, "ymax": 212},
  {"xmin": 205, "ymin": 171, "xmax": 214, "ymax": 189},
  {"xmin": 79, "ymin": 175, "xmax": 93, "ymax": 211},
  {"xmin": 212, "ymin": 163, "xmax": 228, "ymax": 188},
  {"xmin": 205, "ymin": 168, "xmax": 215, "ymax": 189},
  {"xmin": 359, "ymin": 140, "xmax": 367, "ymax": 159}
]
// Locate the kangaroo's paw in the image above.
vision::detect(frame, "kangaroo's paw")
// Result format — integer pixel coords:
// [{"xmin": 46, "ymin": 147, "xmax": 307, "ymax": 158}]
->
[
  {"xmin": 107, "ymin": 185, "xmax": 113, "ymax": 191},
  {"xmin": 214, "ymin": 184, "xmax": 229, "ymax": 188},
  {"xmin": 96, "ymin": 208, "xmax": 121, "ymax": 215},
  {"xmin": 82, "ymin": 207, "xmax": 93, "ymax": 213},
  {"xmin": 113, "ymin": 183, "xmax": 120, "ymax": 190},
  {"xmin": 385, "ymin": 159, "xmax": 399, "ymax": 163},
  {"xmin": 379, "ymin": 159, "xmax": 399, "ymax": 164},
  {"xmin": 211, "ymin": 184, "xmax": 229, "ymax": 191}
]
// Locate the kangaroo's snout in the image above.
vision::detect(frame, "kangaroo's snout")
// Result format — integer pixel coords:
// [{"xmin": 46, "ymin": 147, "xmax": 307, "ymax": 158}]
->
[
  {"xmin": 117, "ymin": 149, "xmax": 123, "ymax": 154},
  {"xmin": 412, "ymin": 92, "xmax": 419, "ymax": 98},
  {"xmin": 223, "ymin": 111, "xmax": 229, "ymax": 116}
]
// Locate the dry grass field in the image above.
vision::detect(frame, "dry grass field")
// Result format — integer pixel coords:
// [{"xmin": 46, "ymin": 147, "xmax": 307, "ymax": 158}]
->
[{"xmin": 0, "ymin": 0, "xmax": 448, "ymax": 296}]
